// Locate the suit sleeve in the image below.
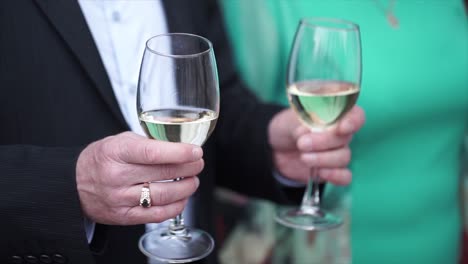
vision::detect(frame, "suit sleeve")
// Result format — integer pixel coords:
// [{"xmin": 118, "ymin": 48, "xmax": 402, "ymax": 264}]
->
[{"xmin": 0, "ymin": 146, "xmax": 95, "ymax": 262}]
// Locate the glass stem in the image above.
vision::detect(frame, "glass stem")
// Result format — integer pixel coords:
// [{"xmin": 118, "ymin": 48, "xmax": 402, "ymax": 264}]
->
[
  {"xmin": 168, "ymin": 178, "xmax": 189, "ymax": 236},
  {"xmin": 300, "ymin": 168, "xmax": 321, "ymax": 214},
  {"xmin": 169, "ymin": 214, "xmax": 186, "ymax": 233}
]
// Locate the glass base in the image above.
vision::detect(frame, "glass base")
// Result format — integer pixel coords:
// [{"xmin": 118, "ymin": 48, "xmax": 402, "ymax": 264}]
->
[
  {"xmin": 276, "ymin": 207, "xmax": 342, "ymax": 231},
  {"xmin": 139, "ymin": 227, "xmax": 215, "ymax": 263}
]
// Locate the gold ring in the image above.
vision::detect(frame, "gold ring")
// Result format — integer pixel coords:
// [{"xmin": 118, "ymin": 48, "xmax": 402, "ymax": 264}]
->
[{"xmin": 139, "ymin": 182, "xmax": 151, "ymax": 208}]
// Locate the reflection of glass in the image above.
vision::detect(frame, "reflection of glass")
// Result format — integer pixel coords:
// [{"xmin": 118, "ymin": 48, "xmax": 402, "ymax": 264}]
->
[
  {"xmin": 137, "ymin": 33, "xmax": 219, "ymax": 263},
  {"xmin": 276, "ymin": 18, "xmax": 361, "ymax": 230}
]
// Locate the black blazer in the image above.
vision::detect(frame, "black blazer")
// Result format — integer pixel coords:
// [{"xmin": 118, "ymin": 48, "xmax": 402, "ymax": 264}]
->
[{"xmin": 0, "ymin": 1, "xmax": 289, "ymax": 263}]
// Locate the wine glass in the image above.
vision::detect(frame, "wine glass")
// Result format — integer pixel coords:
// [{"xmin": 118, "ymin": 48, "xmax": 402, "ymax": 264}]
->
[
  {"xmin": 276, "ymin": 18, "xmax": 361, "ymax": 230},
  {"xmin": 136, "ymin": 33, "xmax": 219, "ymax": 263}
]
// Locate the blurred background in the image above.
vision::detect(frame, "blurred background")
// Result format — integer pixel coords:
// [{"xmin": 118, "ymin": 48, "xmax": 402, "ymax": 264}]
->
[{"xmin": 214, "ymin": 1, "xmax": 468, "ymax": 263}]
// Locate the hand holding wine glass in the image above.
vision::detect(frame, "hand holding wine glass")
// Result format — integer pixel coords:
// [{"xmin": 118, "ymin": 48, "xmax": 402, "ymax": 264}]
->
[
  {"xmin": 268, "ymin": 106, "xmax": 365, "ymax": 185},
  {"xmin": 76, "ymin": 132, "xmax": 203, "ymax": 226},
  {"xmin": 275, "ymin": 18, "xmax": 362, "ymax": 230}
]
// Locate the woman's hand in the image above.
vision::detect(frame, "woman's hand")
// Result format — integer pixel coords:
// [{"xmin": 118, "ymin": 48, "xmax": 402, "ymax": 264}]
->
[{"xmin": 268, "ymin": 106, "xmax": 365, "ymax": 185}]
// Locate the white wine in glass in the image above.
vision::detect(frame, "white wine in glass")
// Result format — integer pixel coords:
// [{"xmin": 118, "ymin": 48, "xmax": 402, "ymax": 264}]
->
[
  {"xmin": 276, "ymin": 18, "xmax": 361, "ymax": 231},
  {"xmin": 139, "ymin": 108, "xmax": 218, "ymax": 146},
  {"xmin": 137, "ymin": 33, "xmax": 219, "ymax": 263},
  {"xmin": 288, "ymin": 80, "xmax": 359, "ymax": 131}
]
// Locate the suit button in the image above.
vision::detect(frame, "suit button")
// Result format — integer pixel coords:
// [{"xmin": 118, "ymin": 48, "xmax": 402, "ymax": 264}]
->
[
  {"xmin": 39, "ymin": 254, "xmax": 52, "ymax": 264},
  {"xmin": 52, "ymin": 254, "xmax": 67, "ymax": 264},
  {"xmin": 24, "ymin": 255, "xmax": 38, "ymax": 264},
  {"xmin": 8, "ymin": 255, "xmax": 23, "ymax": 264}
]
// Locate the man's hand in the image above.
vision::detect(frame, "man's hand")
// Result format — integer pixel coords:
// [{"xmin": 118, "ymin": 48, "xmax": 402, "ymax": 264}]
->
[
  {"xmin": 76, "ymin": 132, "xmax": 204, "ymax": 225},
  {"xmin": 268, "ymin": 106, "xmax": 365, "ymax": 185}
]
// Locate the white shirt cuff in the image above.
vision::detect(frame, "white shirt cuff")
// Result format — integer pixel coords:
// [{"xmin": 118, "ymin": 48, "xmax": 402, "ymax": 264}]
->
[{"xmin": 273, "ymin": 170, "xmax": 306, "ymax": 188}]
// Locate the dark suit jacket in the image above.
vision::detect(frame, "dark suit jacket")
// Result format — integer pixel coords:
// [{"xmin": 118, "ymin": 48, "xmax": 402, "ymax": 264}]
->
[{"xmin": 0, "ymin": 0, "xmax": 294, "ymax": 263}]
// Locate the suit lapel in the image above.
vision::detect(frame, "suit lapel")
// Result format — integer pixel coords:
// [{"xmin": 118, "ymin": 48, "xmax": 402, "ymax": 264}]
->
[
  {"xmin": 33, "ymin": 0, "xmax": 127, "ymax": 127},
  {"xmin": 162, "ymin": 0, "xmax": 195, "ymax": 33}
]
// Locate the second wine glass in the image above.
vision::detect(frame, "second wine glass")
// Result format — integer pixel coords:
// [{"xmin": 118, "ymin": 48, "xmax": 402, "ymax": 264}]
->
[
  {"xmin": 137, "ymin": 33, "xmax": 219, "ymax": 263},
  {"xmin": 276, "ymin": 18, "xmax": 361, "ymax": 231}
]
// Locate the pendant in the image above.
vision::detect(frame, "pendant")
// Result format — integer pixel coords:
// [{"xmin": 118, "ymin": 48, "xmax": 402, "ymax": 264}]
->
[{"xmin": 386, "ymin": 13, "xmax": 399, "ymax": 28}]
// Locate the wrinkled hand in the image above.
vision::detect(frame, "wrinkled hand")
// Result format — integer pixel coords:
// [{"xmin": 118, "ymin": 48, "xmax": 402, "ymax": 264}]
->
[
  {"xmin": 268, "ymin": 106, "xmax": 365, "ymax": 185},
  {"xmin": 76, "ymin": 132, "xmax": 204, "ymax": 225}
]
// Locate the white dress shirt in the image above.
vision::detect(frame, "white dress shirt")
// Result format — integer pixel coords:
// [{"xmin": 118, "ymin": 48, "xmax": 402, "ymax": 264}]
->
[{"xmin": 78, "ymin": 0, "xmax": 166, "ymax": 135}]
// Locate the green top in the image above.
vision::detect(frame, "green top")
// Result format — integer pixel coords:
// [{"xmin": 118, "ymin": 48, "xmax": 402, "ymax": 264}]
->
[{"xmin": 222, "ymin": 1, "xmax": 468, "ymax": 263}]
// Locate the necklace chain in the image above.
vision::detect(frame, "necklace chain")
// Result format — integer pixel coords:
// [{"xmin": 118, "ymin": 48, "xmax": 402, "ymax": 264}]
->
[{"xmin": 374, "ymin": 0, "xmax": 399, "ymax": 28}]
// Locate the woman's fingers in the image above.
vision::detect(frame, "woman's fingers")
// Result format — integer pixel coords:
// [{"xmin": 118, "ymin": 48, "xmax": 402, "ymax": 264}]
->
[
  {"xmin": 295, "ymin": 105, "xmax": 364, "ymax": 152},
  {"xmin": 300, "ymin": 147, "xmax": 351, "ymax": 168},
  {"xmin": 297, "ymin": 132, "xmax": 353, "ymax": 152},
  {"xmin": 318, "ymin": 168, "xmax": 352, "ymax": 185},
  {"xmin": 337, "ymin": 106, "xmax": 366, "ymax": 136}
]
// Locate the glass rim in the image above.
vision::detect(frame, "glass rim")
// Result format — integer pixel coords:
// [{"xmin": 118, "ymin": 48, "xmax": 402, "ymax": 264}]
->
[
  {"xmin": 145, "ymin": 32, "xmax": 213, "ymax": 58},
  {"xmin": 299, "ymin": 17, "xmax": 360, "ymax": 32}
]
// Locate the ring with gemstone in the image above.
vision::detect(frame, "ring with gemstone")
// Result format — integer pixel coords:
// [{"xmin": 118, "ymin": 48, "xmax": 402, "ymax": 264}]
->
[{"xmin": 139, "ymin": 182, "xmax": 151, "ymax": 208}]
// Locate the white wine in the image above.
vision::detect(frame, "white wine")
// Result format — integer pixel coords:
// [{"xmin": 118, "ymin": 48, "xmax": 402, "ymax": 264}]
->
[
  {"xmin": 139, "ymin": 108, "xmax": 218, "ymax": 146},
  {"xmin": 288, "ymin": 80, "xmax": 359, "ymax": 131}
]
